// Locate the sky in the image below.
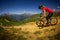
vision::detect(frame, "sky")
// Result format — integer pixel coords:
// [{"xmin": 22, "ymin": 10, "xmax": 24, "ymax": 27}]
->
[{"xmin": 0, "ymin": 0, "xmax": 60, "ymax": 14}]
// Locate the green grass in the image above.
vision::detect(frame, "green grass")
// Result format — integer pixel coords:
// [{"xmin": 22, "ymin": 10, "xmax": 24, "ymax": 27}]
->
[{"xmin": 0, "ymin": 11, "xmax": 60, "ymax": 26}]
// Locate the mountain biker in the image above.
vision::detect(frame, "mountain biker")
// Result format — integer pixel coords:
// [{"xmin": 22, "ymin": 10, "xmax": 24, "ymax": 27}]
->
[{"xmin": 38, "ymin": 5, "xmax": 53, "ymax": 25}]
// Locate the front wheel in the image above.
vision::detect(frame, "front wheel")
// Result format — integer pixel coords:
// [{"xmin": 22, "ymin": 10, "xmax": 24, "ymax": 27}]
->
[
  {"xmin": 50, "ymin": 18, "xmax": 58, "ymax": 25},
  {"xmin": 36, "ymin": 20, "xmax": 44, "ymax": 28}
]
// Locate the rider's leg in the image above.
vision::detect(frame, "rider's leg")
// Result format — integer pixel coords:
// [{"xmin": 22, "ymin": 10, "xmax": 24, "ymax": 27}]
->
[{"xmin": 46, "ymin": 13, "xmax": 53, "ymax": 25}]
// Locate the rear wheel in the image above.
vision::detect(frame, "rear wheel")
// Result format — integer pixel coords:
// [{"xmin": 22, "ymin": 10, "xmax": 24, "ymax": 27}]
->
[{"xmin": 50, "ymin": 18, "xmax": 58, "ymax": 25}]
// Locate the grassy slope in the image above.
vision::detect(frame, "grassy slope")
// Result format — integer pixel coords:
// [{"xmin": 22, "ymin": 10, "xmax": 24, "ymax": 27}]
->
[
  {"xmin": 21, "ymin": 11, "xmax": 60, "ymax": 25},
  {"xmin": 0, "ymin": 19, "xmax": 60, "ymax": 40},
  {"xmin": 0, "ymin": 11, "xmax": 60, "ymax": 40},
  {"xmin": 0, "ymin": 11, "xmax": 60, "ymax": 26}
]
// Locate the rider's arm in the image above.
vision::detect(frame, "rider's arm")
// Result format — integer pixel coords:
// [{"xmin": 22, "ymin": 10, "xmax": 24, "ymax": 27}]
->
[{"xmin": 43, "ymin": 10, "xmax": 46, "ymax": 17}]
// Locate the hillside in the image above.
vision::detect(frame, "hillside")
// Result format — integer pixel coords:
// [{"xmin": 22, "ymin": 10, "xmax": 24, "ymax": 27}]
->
[
  {"xmin": 1, "ymin": 18, "xmax": 60, "ymax": 40},
  {"xmin": 0, "ymin": 13, "xmax": 31, "ymax": 21},
  {"xmin": 0, "ymin": 11, "xmax": 60, "ymax": 26},
  {"xmin": 0, "ymin": 11, "xmax": 60, "ymax": 40},
  {"xmin": 0, "ymin": 13, "xmax": 32, "ymax": 26},
  {"xmin": 21, "ymin": 11, "xmax": 60, "ymax": 24}
]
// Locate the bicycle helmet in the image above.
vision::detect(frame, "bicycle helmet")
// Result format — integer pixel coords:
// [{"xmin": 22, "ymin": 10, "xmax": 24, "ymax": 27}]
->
[{"xmin": 38, "ymin": 5, "xmax": 43, "ymax": 9}]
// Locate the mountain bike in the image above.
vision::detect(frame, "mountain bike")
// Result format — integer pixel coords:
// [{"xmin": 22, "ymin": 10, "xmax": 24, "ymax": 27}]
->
[{"xmin": 36, "ymin": 15, "xmax": 58, "ymax": 28}]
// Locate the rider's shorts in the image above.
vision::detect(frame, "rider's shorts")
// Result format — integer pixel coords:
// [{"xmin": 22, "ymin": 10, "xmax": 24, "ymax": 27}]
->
[{"xmin": 46, "ymin": 13, "xmax": 53, "ymax": 20}]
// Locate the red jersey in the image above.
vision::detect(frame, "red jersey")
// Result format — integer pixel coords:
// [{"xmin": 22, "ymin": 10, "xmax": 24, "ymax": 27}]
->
[{"xmin": 42, "ymin": 7, "xmax": 53, "ymax": 14}]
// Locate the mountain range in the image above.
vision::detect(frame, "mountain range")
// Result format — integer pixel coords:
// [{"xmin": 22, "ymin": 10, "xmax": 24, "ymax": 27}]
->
[{"xmin": 0, "ymin": 13, "xmax": 32, "ymax": 21}]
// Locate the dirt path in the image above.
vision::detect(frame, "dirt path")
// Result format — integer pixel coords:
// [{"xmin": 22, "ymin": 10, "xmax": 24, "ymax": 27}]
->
[
  {"xmin": 12, "ymin": 19, "xmax": 60, "ymax": 33},
  {"xmin": 3, "ymin": 19, "xmax": 60, "ymax": 40}
]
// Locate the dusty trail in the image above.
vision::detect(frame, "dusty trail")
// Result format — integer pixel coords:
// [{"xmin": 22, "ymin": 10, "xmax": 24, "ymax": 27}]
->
[
  {"xmin": 12, "ymin": 19, "xmax": 60, "ymax": 33},
  {"xmin": 3, "ymin": 19, "xmax": 60, "ymax": 39}
]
